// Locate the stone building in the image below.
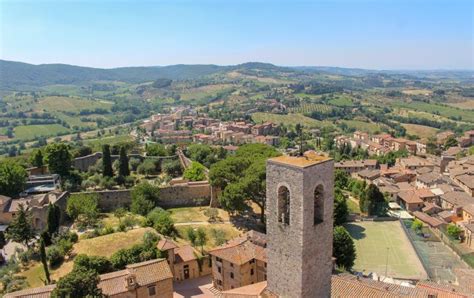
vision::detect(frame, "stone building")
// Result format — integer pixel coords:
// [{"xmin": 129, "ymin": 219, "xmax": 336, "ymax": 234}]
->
[
  {"xmin": 209, "ymin": 231, "xmax": 267, "ymax": 291},
  {"xmin": 157, "ymin": 238, "xmax": 212, "ymax": 282},
  {"xmin": 265, "ymin": 152, "xmax": 334, "ymax": 298},
  {"xmin": 4, "ymin": 259, "xmax": 174, "ymax": 298}
]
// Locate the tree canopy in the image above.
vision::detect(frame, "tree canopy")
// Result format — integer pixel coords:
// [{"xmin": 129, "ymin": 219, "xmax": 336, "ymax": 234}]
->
[
  {"xmin": 44, "ymin": 143, "xmax": 72, "ymax": 176},
  {"xmin": 131, "ymin": 182, "xmax": 159, "ymax": 215},
  {"xmin": 0, "ymin": 160, "xmax": 27, "ymax": 198},
  {"xmin": 6, "ymin": 204, "xmax": 35, "ymax": 248},
  {"xmin": 183, "ymin": 161, "xmax": 207, "ymax": 181},
  {"xmin": 209, "ymin": 143, "xmax": 280, "ymax": 223},
  {"xmin": 333, "ymin": 226, "xmax": 356, "ymax": 270}
]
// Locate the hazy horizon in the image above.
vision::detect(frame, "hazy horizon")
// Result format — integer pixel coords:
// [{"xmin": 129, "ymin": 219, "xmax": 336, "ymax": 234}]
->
[
  {"xmin": 1, "ymin": 0, "xmax": 473, "ymax": 70},
  {"xmin": 3, "ymin": 58, "xmax": 474, "ymax": 72}
]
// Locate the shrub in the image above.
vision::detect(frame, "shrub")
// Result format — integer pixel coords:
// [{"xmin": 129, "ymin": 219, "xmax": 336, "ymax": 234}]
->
[
  {"xmin": 204, "ymin": 208, "xmax": 219, "ymax": 222},
  {"xmin": 183, "ymin": 162, "xmax": 206, "ymax": 181},
  {"xmin": 146, "ymin": 208, "xmax": 176, "ymax": 236},
  {"xmin": 130, "ymin": 182, "xmax": 159, "ymax": 215},
  {"xmin": 210, "ymin": 229, "xmax": 226, "ymax": 246},
  {"xmin": 47, "ymin": 246, "xmax": 64, "ymax": 268},
  {"xmin": 101, "ymin": 225, "xmax": 115, "ymax": 235},
  {"xmin": 73, "ymin": 254, "xmax": 112, "ymax": 274},
  {"xmin": 447, "ymin": 223, "xmax": 462, "ymax": 240}
]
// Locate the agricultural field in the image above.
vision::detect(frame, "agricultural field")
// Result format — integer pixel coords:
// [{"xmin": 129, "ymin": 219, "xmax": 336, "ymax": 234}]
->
[
  {"xmin": 84, "ymin": 134, "xmax": 134, "ymax": 151},
  {"xmin": 345, "ymin": 221, "xmax": 427, "ymax": 280},
  {"xmin": 252, "ymin": 112, "xmax": 334, "ymax": 129},
  {"xmin": 402, "ymin": 123, "xmax": 438, "ymax": 139},
  {"xmin": 340, "ymin": 120, "xmax": 383, "ymax": 134},
  {"xmin": 36, "ymin": 96, "xmax": 113, "ymax": 112},
  {"xmin": 178, "ymin": 84, "xmax": 235, "ymax": 101},
  {"xmin": 13, "ymin": 124, "xmax": 69, "ymax": 140},
  {"xmin": 447, "ymin": 99, "xmax": 474, "ymax": 110},
  {"xmin": 289, "ymin": 103, "xmax": 333, "ymax": 114},
  {"xmin": 328, "ymin": 95, "xmax": 353, "ymax": 107},
  {"xmin": 401, "ymin": 89, "xmax": 432, "ymax": 96},
  {"xmin": 390, "ymin": 100, "xmax": 474, "ymax": 123}
]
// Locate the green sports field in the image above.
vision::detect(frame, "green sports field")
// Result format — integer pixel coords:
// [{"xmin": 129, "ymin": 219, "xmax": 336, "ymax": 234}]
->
[{"xmin": 345, "ymin": 221, "xmax": 427, "ymax": 280}]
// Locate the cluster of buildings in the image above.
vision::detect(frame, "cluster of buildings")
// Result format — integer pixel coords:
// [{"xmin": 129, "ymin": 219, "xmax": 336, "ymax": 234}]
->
[
  {"xmin": 337, "ymin": 152, "xmax": 474, "ymax": 250},
  {"xmin": 7, "ymin": 153, "xmax": 474, "ymax": 298},
  {"xmin": 140, "ymin": 108, "xmax": 281, "ymax": 146},
  {"xmin": 335, "ymin": 131, "xmax": 421, "ymax": 155},
  {"xmin": 0, "ymin": 191, "xmax": 68, "ymax": 232},
  {"xmin": 335, "ymin": 130, "xmax": 474, "ymax": 156}
]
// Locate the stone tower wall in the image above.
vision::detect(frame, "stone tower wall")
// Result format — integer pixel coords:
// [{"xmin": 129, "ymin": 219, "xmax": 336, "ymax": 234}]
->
[{"xmin": 266, "ymin": 159, "xmax": 334, "ymax": 298}]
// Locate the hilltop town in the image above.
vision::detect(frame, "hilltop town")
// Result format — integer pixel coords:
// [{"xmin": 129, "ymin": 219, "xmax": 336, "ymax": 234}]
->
[{"xmin": 1, "ymin": 97, "xmax": 474, "ymax": 297}]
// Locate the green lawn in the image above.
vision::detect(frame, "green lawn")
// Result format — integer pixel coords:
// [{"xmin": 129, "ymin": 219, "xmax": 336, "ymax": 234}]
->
[
  {"xmin": 344, "ymin": 221, "xmax": 427, "ymax": 280},
  {"xmin": 14, "ymin": 124, "xmax": 69, "ymax": 140}
]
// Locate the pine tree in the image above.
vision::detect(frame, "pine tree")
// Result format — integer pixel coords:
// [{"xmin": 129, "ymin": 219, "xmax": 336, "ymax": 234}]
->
[
  {"xmin": 40, "ymin": 237, "xmax": 51, "ymax": 284},
  {"xmin": 333, "ymin": 226, "xmax": 356, "ymax": 270},
  {"xmin": 118, "ymin": 147, "xmax": 130, "ymax": 177},
  {"xmin": 6, "ymin": 204, "xmax": 35, "ymax": 248},
  {"xmin": 102, "ymin": 144, "xmax": 113, "ymax": 177}
]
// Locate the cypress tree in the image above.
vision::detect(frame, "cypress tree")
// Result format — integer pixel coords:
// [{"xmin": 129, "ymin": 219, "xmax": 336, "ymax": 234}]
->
[
  {"xmin": 118, "ymin": 147, "xmax": 130, "ymax": 177},
  {"xmin": 40, "ymin": 237, "xmax": 51, "ymax": 284},
  {"xmin": 102, "ymin": 144, "xmax": 113, "ymax": 177},
  {"xmin": 47, "ymin": 203, "xmax": 61, "ymax": 236}
]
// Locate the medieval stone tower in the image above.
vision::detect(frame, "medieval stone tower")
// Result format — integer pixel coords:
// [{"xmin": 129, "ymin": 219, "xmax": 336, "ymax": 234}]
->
[{"xmin": 265, "ymin": 153, "xmax": 334, "ymax": 298}]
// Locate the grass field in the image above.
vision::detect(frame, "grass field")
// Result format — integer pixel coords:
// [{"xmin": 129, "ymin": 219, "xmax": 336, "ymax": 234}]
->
[
  {"xmin": 252, "ymin": 112, "xmax": 334, "ymax": 129},
  {"xmin": 168, "ymin": 207, "xmax": 230, "ymax": 223},
  {"xmin": 345, "ymin": 221, "xmax": 427, "ymax": 280},
  {"xmin": 14, "ymin": 124, "xmax": 69, "ymax": 140},
  {"xmin": 179, "ymin": 84, "xmax": 234, "ymax": 101},
  {"xmin": 175, "ymin": 223, "xmax": 242, "ymax": 251},
  {"xmin": 328, "ymin": 96, "xmax": 353, "ymax": 107},
  {"xmin": 402, "ymin": 123, "xmax": 438, "ymax": 139},
  {"xmin": 37, "ymin": 96, "xmax": 113, "ymax": 112},
  {"xmin": 84, "ymin": 134, "xmax": 134, "ymax": 151},
  {"xmin": 401, "ymin": 89, "xmax": 432, "ymax": 95},
  {"xmin": 391, "ymin": 100, "xmax": 474, "ymax": 123},
  {"xmin": 447, "ymin": 100, "xmax": 474, "ymax": 110},
  {"xmin": 340, "ymin": 120, "xmax": 383, "ymax": 134}
]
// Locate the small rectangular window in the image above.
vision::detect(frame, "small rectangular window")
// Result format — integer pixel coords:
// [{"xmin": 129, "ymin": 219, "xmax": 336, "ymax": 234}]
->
[
  {"xmin": 251, "ymin": 269, "xmax": 254, "ymax": 275},
  {"xmin": 218, "ymin": 266, "xmax": 221, "ymax": 273},
  {"xmin": 148, "ymin": 286, "xmax": 156, "ymax": 296},
  {"xmin": 230, "ymin": 272, "xmax": 234, "ymax": 279}
]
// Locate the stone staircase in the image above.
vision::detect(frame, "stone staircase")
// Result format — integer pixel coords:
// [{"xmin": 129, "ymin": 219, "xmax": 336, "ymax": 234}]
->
[{"xmin": 208, "ymin": 286, "xmax": 222, "ymax": 297}]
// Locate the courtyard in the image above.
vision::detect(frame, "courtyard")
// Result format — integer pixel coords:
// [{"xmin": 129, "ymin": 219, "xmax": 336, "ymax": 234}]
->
[{"xmin": 345, "ymin": 220, "xmax": 427, "ymax": 280}]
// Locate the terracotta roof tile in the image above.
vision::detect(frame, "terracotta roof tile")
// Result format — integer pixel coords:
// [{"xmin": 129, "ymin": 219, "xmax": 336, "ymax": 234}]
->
[
  {"xmin": 175, "ymin": 245, "xmax": 198, "ymax": 263},
  {"xmin": 157, "ymin": 238, "xmax": 178, "ymax": 251}
]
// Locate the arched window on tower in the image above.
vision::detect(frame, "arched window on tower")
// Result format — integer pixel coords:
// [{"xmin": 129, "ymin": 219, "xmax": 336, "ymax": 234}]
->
[
  {"xmin": 277, "ymin": 186, "xmax": 290, "ymax": 225},
  {"xmin": 314, "ymin": 185, "xmax": 324, "ymax": 225}
]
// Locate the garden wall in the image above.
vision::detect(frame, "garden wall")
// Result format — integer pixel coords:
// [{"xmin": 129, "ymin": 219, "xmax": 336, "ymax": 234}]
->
[{"xmin": 75, "ymin": 181, "xmax": 214, "ymax": 212}]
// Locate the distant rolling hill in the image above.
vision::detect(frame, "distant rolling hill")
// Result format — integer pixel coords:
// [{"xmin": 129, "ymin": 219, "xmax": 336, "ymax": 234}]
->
[
  {"xmin": 2, "ymin": 59, "xmax": 472, "ymax": 90},
  {"xmin": 0, "ymin": 60, "xmax": 228, "ymax": 90}
]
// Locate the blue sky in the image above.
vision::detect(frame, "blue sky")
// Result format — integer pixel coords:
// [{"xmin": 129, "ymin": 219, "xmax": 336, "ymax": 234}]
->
[{"xmin": 0, "ymin": 0, "xmax": 472, "ymax": 69}]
